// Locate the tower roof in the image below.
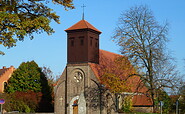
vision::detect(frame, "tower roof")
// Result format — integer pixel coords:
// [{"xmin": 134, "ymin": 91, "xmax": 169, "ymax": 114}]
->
[{"xmin": 65, "ymin": 20, "xmax": 101, "ymax": 33}]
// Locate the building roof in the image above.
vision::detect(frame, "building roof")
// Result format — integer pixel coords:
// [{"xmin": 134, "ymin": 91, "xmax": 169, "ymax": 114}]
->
[
  {"xmin": 65, "ymin": 20, "xmax": 101, "ymax": 33},
  {"xmin": 0, "ymin": 66, "xmax": 13, "ymax": 78},
  {"xmin": 89, "ymin": 50, "xmax": 153, "ymax": 106},
  {"xmin": 132, "ymin": 94, "xmax": 153, "ymax": 106},
  {"xmin": 89, "ymin": 50, "xmax": 147, "ymax": 92}
]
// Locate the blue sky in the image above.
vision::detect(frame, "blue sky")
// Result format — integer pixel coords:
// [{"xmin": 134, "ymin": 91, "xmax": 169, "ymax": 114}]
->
[{"xmin": 1, "ymin": 0, "xmax": 185, "ymax": 78}]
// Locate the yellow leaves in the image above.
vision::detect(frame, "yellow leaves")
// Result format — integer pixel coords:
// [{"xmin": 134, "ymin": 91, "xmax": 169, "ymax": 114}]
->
[
  {"xmin": 98, "ymin": 56, "xmax": 136, "ymax": 93},
  {"xmin": 122, "ymin": 95, "xmax": 133, "ymax": 112},
  {"xmin": 0, "ymin": 0, "xmax": 70, "ymax": 50},
  {"xmin": 95, "ymin": 50, "xmax": 144, "ymax": 94},
  {"xmin": 52, "ymin": 0, "xmax": 74, "ymax": 10}
]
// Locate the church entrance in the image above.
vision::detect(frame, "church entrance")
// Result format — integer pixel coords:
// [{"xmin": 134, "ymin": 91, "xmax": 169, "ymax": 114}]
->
[
  {"xmin": 72, "ymin": 99, "xmax": 78, "ymax": 114},
  {"xmin": 73, "ymin": 105, "xmax": 78, "ymax": 114}
]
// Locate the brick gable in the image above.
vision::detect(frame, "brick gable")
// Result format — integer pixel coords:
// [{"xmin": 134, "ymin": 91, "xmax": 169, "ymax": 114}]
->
[{"xmin": 0, "ymin": 66, "xmax": 14, "ymax": 93}]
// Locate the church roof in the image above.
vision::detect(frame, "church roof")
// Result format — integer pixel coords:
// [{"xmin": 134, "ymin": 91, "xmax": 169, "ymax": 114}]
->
[
  {"xmin": 89, "ymin": 50, "xmax": 146, "ymax": 92},
  {"xmin": 89, "ymin": 50, "xmax": 153, "ymax": 106},
  {"xmin": 65, "ymin": 20, "xmax": 101, "ymax": 33}
]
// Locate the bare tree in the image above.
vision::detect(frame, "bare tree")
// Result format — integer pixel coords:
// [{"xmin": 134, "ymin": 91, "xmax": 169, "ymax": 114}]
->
[{"xmin": 113, "ymin": 5, "xmax": 179, "ymax": 111}]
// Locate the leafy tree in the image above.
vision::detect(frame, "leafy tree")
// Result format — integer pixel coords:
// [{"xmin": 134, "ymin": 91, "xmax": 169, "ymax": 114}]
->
[
  {"xmin": 176, "ymin": 85, "xmax": 185, "ymax": 113},
  {"xmin": 38, "ymin": 66, "xmax": 54, "ymax": 112},
  {"xmin": 5, "ymin": 60, "xmax": 53, "ymax": 112},
  {"xmin": 97, "ymin": 52, "xmax": 136, "ymax": 93},
  {"xmin": 42, "ymin": 66, "xmax": 55, "ymax": 86},
  {"xmin": 88, "ymin": 51, "xmax": 145, "ymax": 113},
  {"xmin": 6, "ymin": 61, "xmax": 44, "ymax": 93},
  {"xmin": 122, "ymin": 96, "xmax": 132, "ymax": 113},
  {"xmin": 41, "ymin": 66, "xmax": 55, "ymax": 105},
  {"xmin": 178, "ymin": 96, "xmax": 185, "ymax": 114},
  {"xmin": 113, "ymin": 5, "xmax": 179, "ymax": 111},
  {"xmin": 155, "ymin": 90, "xmax": 172, "ymax": 113},
  {"xmin": 0, "ymin": 0, "xmax": 74, "ymax": 54},
  {"xmin": 179, "ymin": 85, "xmax": 185, "ymax": 95}
]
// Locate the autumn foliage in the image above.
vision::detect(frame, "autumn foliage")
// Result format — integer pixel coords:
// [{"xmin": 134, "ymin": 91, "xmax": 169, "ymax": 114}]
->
[
  {"xmin": 91, "ymin": 50, "xmax": 142, "ymax": 93},
  {"xmin": 0, "ymin": 91, "xmax": 42, "ymax": 112},
  {"xmin": 0, "ymin": 0, "xmax": 74, "ymax": 55}
]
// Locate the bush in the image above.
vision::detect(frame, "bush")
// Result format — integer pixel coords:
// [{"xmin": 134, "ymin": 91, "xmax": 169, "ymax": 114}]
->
[
  {"xmin": 122, "ymin": 96, "xmax": 133, "ymax": 112},
  {"xmin": 0, "ymin": 91, "xmax": 42, "ymax": 112}
]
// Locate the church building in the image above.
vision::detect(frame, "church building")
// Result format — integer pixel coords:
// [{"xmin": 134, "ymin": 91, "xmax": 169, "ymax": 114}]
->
[{"xmin": 54, "ymin": 19, "xmax": 153, "ymax": 114}]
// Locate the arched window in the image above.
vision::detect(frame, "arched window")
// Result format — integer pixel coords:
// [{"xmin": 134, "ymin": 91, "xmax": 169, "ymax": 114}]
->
[{"xmin": 4, "ymin": 82, "xmax": 8, "ymax": 91}]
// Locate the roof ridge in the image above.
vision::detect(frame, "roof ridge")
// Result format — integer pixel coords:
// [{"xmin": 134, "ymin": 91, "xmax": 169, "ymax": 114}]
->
[
  {"xmin": 65, "ymin": 20, "xmax": 101, "ymax": 33},
  {"xmin": 100, "ymin": 49, "xmax": 122, "ymax": 57},
  {"xmin": 83, "ymin": 20, "xmax": 89, "ymax": 29}
]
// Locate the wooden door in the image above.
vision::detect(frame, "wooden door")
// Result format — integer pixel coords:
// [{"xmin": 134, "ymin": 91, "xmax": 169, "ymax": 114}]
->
[{"xmin": 73, "ymin": 106, "xmax": 78, "ymax": 114}]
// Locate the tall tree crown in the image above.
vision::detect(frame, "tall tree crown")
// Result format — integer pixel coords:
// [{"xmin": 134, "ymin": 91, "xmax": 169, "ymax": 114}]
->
[
  {"xmin": 113, "ymin": 5, "xmax": 169, "ymax": 73},
  {"xmin": 113, "ymin": 5, "xmax": 179, "ymax": 111},
  {"xmin": 0, "ymin": 0, "xmax": 74, "ymax": 54},
  {"xmin": 5, "ymin": 60, "xmax": 45, "ymax": 93}
]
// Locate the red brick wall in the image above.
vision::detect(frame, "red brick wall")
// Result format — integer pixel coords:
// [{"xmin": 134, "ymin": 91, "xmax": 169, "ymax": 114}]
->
[
  {"xmin": 0, "ymin": 66, "xmax": 14, "ymax": 93},
  {"xmin": 67, "ymin": 29, "xmax": 100, "ymax": 64}
]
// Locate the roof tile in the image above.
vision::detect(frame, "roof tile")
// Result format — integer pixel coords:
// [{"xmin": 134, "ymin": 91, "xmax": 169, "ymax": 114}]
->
[
  {"xmin": 89, "ymin": 50, "xmax": 153, "ymax": 106},
  {"xmin": 133, "ymin": 95, "xmax": 153, "ymax": 106},
  {"xmin": 65, "ymin": 20, "xmax": 101, "ymax": 33}
]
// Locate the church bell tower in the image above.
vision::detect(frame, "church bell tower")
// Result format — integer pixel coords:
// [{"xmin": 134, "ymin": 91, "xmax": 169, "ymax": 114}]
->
[
  {"xmin": 65, "ymin": 20, "xmax": 101, "ymax": 64},
  {"xmin": 54, "ymin": 20, "xmax": 102, "ymax": 114}
]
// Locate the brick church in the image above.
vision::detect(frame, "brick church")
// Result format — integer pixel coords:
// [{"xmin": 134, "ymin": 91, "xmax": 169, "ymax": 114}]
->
[{"xmin": 54, "ymin": 19, "xmax": 153, "ymax": 114}]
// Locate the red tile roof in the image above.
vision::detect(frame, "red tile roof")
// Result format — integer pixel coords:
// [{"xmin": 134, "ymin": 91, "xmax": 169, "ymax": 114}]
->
[
  {"xmin": 89, "ymin": 50, "xmax": 146, "ymax": 92},
  {"xmin": 65, "ymin": 20, "xmax": 101, "ymax": 33},
  {"xmin": 89, "ymin": 50, "xmax": 153, "ymax": 106},
  {"xmin": 133, "ymin": 94, "xmax": 153, "ymax": 106}
]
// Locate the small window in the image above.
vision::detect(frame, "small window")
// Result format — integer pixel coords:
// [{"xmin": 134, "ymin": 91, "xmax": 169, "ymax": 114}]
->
[
  {"xmin": 80, "ymin": 39, "xmax": 84, "ymax": 45},
  {"xmin": 95, "ymin": 38, "xmax": 98, "ymax": 47},
  {"xmin": 71, "ymin": 40, "xmax": 74, "ymax": 47},
  {"xmin": 69, "ymin": 37, "xmax": 75, "ymax": 47},
  {"xmin": 79, "ymin": 36, "xmax": 84, "ymax": 46},
  {"xmin": 90, "ymin": 37, "xmax": 93, "ymax": 46},
  {"xmin": 4, "ymin": 82, "xmax": 7, "ymax": 90}
]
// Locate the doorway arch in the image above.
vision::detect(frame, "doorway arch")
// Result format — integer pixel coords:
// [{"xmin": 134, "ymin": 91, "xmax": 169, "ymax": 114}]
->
[
  {"xmin": 73, "ymin": 99, "xmax": 78, "ymax": 114},
  {"xmin": 69, "ymin": 96, "xmax": 79, "ymax": 114}
]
